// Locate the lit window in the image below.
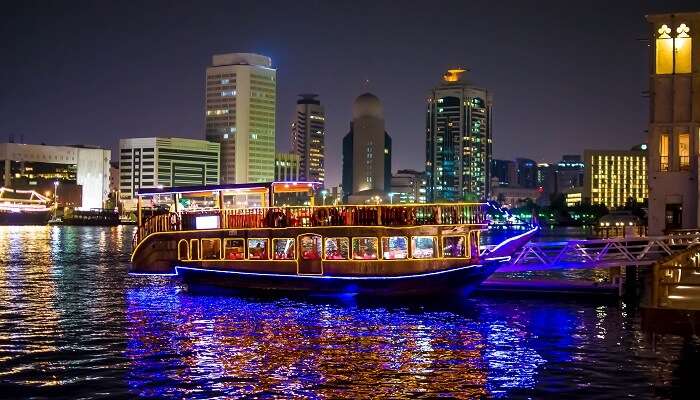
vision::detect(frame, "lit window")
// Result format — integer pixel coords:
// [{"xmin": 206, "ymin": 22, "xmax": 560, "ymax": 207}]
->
[
  {"xmin": 412, "ymin": 236, "xmax": 436, "ymax": 259},
  {"xmin": 352, "ymin": 237, "xmax": 378, "ymax": 260},
  {"xmin": 201, "ymin": 238, "xmax": 221, "ymax": 260},
  {"xmin": 299, "ymin": 235, "xmax": 322, "ymax": 260},
  {"xmin": 325, "ymin": 238, "xmax": 350, "ymax": 260},
  {"xmin": 656, "ymin": 24, "xmax": 674, "ymax": 74},
  {"xmin": 442, "ymin": 236, "xmax": 466, "ymax": 258},
  {"xmin": 675, "ymin": 23, "xmax": 692, "ymax": 74},
  {"xmin": 224, "ymin": 239, "xmax": 245, "ymax": 260},
  {"xmin": 659, "ymin": 133, "xmax": 670, "ymax": 171},
  {"xmin": 272, "ymin": 238, "xmax": 295, "ymax": 260},
  {"xmin": 679, "ymin": 132, "xmax": 690, "ymax": 171},
  {"xmin": 248, "ymin": 239, "xmax": 269, "ymax": 260},
  {"xmin": 381, "ymin": 236, "xmax": 408, "ymax": 259}
]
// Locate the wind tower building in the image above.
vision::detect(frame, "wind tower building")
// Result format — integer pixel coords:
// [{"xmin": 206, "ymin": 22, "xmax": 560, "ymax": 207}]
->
[
  {"xmin": 646, "ymin": 13, "xmax": 700, "ymax": 234},
  {"xmin": 425, "ymin": 68, "xmax": 492, "ymax": 202}
]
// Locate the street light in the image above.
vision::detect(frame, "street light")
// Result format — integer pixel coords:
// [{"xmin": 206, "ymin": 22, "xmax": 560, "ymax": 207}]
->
[
  {"xmin": 388, "ymin": 192, "xmax": 395, "ymax": 204},
  {"xmin": 53, "ymin": 181, "xmax": 59, "ymax": 219}
]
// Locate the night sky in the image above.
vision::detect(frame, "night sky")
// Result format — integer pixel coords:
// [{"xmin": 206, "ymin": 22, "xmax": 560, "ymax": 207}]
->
[{"xmin": 1, "ymin": 0, "xmax": 698, "ymax": 186}]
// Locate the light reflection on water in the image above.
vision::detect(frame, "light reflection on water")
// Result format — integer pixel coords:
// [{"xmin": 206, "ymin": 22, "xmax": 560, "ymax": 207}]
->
[{"xmin": 0, "ymin": 226, "xmax": 697, "ymax": 399}]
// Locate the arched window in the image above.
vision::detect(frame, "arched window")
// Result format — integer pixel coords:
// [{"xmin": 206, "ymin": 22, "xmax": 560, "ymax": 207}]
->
[
  {"xmin": 675, "ymin": 23, "xmax": 692, "ymax": 74},
  {"xmin": 656, "ymin": 24, "xmax": 674, "ymax": 74},
  {"xmin": 178, "ymin": 239, "xmax": 189, "ymax": 260}
]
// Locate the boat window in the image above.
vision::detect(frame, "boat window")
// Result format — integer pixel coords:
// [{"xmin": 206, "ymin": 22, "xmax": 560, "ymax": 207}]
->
[
  {"xmin": 299, "ymin": 234, "xmax": 322, "ymax": 260},
  {"xmin": 352, "ymin": 237, "xmax": 379, "ymax": 260},
  {"xmin": 382, "ymin": 236, "xmax": 408, "ymax": 259},
  {"xmin": 325, "ymin": 238, "xmax": 350, "ymax": 260},
  {"xmin": 178, "ymin": 239, "xmax": 189, "ymax": 260},
  {"xmin": 442, "ymin": 235, "xmax": 466, "ymax": 258},
  {"xmin": 248, "ymin": 239, "xmax": 269, "ymax": 260},
  {"xmin": 224, "ymin": 238, "xmax": 245, "ymax": 260},
  {"xmin": 273, "ymin": 238, "xmax": 295, "ymax": 260},
  {"xmin": 190, "ymin": 239, "xmax": 200, "ymax": 260},
  {"xmin": 412, "ymin": 236, "xmax": 436, "ymax": 259},
  {"xmin": 201, "ymin": 238, "xmax": 221, "ymax": 260}
]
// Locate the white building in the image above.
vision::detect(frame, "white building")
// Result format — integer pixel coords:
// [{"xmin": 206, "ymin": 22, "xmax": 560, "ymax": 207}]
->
[
  {"xmin": 0, "ymin": 143, "xmax": 110, "ymax": 209},
  {"xmin": 205, "ymin": 53, "xmax": 276, "ymax": 183},
  {"xmin": 118, "ymin": 137, "xmax": 220, "ymax": 209}
]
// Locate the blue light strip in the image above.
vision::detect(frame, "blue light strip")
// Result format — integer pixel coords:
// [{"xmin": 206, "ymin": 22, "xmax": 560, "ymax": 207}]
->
[
  {"xmin": 174, "ymin": 263, "xmax": 486, "ymax": 281},
  {"xmin": 128, "ymin": 272, "xmax": 179, "ymax": 277},
  {"xmin": 485, "ymin": 227, "xmax": 539, "ymax": 255}
]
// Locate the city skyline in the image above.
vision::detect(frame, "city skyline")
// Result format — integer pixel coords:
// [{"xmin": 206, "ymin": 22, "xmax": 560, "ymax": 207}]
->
[{"xmin": 2, "ymin": 0, "xmax": 699, "ymax": 187}]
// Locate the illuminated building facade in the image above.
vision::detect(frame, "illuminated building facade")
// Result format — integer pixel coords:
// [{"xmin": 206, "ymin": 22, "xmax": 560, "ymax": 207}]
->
[
  {"xmin": 426, "ymin": 69, "xmax": 492, "ymax": 201},
  {"xmin": 583, "ymin": 147, "xmax": 648, "ymax": 209},
  {"xmin": 342, "ymin": 93, "xmax": 392, "ymax": 203},
  {"xmin": 291, "ymin": 94, "xmax": 325, "ymax": 184},
  {"xmin": 205, "ymin": 53, "xmax": 276, "ymax": 183},
  {"xmin": 274, "ymin": 152, "xmax": 300, "ymax": 182},
  {"xmin": 390, "ymin": 169, "xmax": 427, "ymax": 204},
  {"xmin": 119, "ymin": 137, "xmax": 219, "ymax": 207},
  {"xmin": 0, "ymin": 142, "xmax": 110, "ymax": 209},
  {"xmin": 647, "ymin": 13, "xmax": 700, "ymax": 234}
]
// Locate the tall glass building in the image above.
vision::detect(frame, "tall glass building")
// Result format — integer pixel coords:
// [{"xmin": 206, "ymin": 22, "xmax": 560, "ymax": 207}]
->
[
  {"xmin": 425, "ymin": 69, "xmax": 492, "ymax": 202},
  {"xmin": 205, "ymin": 53, "xmax": 276, "ymax": 183},
  {"xmin": 291, "ymin": 94, "xmax": 325, "ymax": 184}
]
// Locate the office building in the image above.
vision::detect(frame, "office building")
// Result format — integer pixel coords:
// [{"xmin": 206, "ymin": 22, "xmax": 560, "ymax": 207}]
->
[
  {"xmin": 291, "ymin": 94, "xmax": 325, "ymax": 183},
  {"xmin": 391, "ymin": 169, "xmax": 427, "ymax": 204},
  {"xmin": 119, "ymin": 137, "xmax": 220, "ymax": 207},
  {"xmin": 205, "ymin": 52, "xmax": 276, "ymax": 183},
  {"xmin": 583, "ymin": 147, "xmax": 648, "ymax": 209},
  {"xmin": 342, "ymin": 93, "xmax": 392, "ymax": 203},
  {"xmin": 646, "ymin": 13, "xmax": 700, "ymax": 234},
  {"xmin": 425, "ymin": 69, "xmax": 492, "ymax": 201},
  {"xmin": 0, "ymin": 142, "xmax": 110, "ymax": 209},
  {"xmin": 516, "ymin": 158, "xmax": 538, "ymax": 189},
  {"xmin": 274, "ymin": 152, "xmax": 300, "ymax": 182},
  {"xmin": 556, "ymin": 155, "xmax": 585, "ymax": 191},
  {"xmin": 491, "ymin": 159, "xmax": 517, "ymax": 187}
]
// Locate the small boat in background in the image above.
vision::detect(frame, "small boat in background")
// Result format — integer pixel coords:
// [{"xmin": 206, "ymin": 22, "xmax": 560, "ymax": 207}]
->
[
  {"xmin": 49, "ymin": 208, "xmax": 120, "ymax": 226},
  {"xmin": 129, "ymin": 182, "xmax": 537, "ymax": 297},
  {"xmin": 0, "ymin": 187, "xmax": 51, "ymax": 225}
]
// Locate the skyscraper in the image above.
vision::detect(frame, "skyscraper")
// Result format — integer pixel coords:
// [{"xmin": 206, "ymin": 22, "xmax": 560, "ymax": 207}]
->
[
  {"xmin": 342, "ymin": 93, "xmax": 392, "ymax": 203},
  {"xmin": 646, "ymin": 13, "xmax": 700, "ymax": 234},
  {"xmin": 205, "ymin": 53, "xmax": 276, "ymax": 183},
  {"xmin": 425, "ymin": 69, "xmax": 492, "ymax": 202},
  {"xmin": 291, "ymin": 94, "xmax": 325, "ymax": 183},
  {"xmin": 516, "ymin": 158, "xmax": 538, "ymax": 189}
]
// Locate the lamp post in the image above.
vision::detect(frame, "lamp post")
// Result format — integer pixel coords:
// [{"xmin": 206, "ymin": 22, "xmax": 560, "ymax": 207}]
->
[
  {"xmin": 388, "ymin": 192, "xmax": 395, "ymax": 204},
  {"xmin": 53, "ymin": 181, "xmax": 59, "ymax": 219}
]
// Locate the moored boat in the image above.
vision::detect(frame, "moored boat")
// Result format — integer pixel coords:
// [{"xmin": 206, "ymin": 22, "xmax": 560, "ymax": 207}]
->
[{"xmin": 130, "ymin": 182, "xmax": 537, "ymax": 296}]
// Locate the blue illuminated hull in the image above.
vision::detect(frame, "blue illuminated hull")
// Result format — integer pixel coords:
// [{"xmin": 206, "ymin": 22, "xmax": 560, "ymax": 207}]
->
[{"xmin": 175, "ymin": 258, "xmax": 509, "ymax": 297}]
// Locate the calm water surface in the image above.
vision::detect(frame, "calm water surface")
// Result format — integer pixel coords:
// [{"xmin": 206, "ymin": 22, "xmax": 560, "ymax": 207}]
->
[{"xmin": 0, "ymin": 226, "xmax": 698, "ymax": 399}]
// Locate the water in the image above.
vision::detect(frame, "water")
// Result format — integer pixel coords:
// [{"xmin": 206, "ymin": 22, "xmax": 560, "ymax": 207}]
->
[{"xmin": 0, "ymin": 226, "xmax": 698, "ymax": 399}]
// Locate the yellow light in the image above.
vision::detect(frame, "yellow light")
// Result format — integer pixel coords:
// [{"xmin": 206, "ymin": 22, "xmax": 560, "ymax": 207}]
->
[{"xmin": 442, "ymin": 68, "xmax": 466, "ymax": 82}]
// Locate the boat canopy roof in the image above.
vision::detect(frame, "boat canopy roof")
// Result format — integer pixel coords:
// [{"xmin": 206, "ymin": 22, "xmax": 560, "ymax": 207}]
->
[{"xmin": 137, "ymin": 181, "xmax": 322, "ymax": 197}]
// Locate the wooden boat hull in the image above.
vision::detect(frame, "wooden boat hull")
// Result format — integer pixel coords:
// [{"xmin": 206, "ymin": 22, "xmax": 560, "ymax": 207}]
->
[{"xmin": 176, "ymin": 258, "xmax": 509, "ymax": 296}]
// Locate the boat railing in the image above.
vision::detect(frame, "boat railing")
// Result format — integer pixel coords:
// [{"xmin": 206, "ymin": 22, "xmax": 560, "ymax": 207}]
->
[
  {"xmin": 133, "ymin": 203, "xmax": 488, "ymax": 247},
  {"xmin": 133, "ymin": 212, "xmax": 180, "ymax": 248},
  {"xmin": 184, "ymin": 203, "xmax": 487, "ymax": 230}
]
